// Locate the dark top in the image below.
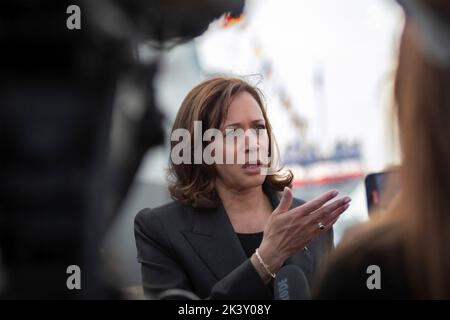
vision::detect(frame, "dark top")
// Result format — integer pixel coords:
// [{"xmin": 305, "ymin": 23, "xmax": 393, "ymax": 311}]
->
[
  {"xmin": 134, "ymin": 183, "xmax": 334, "ymax": 300},
  {"xmin": 236, "ymin": 232, "xmax": 264, "ymax": 258}
]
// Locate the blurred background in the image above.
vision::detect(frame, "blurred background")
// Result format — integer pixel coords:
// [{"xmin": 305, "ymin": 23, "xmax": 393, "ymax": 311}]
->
[
  {"xmin": 104, "ymin": 0, "xmax": 404, "ymax": 291},
  {"xmin": 0, "ymin": 0, "xmax": 407, "ymax": 298}
]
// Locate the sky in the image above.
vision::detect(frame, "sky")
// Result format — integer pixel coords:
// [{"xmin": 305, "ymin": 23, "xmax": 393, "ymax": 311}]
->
[{"xmin": 196, "ymin": 0, "xmax": 404, "ymax": 171}]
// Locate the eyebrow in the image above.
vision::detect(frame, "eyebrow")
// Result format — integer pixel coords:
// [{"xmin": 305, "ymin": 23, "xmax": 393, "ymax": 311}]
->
[{"xmin": 224, "ymin": 119, "xmax": 266, "ymax": 127}]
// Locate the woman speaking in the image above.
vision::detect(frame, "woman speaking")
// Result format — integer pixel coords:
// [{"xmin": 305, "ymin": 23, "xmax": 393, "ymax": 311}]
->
[{"xmin": 134, "ymin": 77, "xmax": 351, "ymax": 299}]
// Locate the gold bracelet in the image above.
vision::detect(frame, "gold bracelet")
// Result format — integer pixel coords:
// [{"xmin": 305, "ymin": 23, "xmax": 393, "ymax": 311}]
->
[{"xmin": 255, "ymin": 248, "xmax": 276, "ymax": 279}]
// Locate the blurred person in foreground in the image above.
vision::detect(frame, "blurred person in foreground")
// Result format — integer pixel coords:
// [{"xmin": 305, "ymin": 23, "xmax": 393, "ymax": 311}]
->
[
  {"xmin": 314, "ymin": 0, "xmax": 450, "ymax": 299},
  {"xmin": 0, "ymin": 0, "xmax": 244, "ymax": 299},
  {"xmin": 134, "ymin": 77, "xmax": 351, "ymax": 299}
]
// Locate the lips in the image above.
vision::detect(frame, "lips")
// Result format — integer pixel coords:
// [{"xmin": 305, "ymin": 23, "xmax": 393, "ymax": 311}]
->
[
  {"xmin": 241, "ymin": 160, "xmax": 265, "ymax": 176},
  {"xmin": 241, "ymin": 160, "xmax": 262, "ymax": 169}
]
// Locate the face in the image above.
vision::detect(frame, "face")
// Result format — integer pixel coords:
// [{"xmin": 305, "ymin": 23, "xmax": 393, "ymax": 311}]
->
[{"xmin": 214, "ymin": 91, "xmax": 270, "ymax": 191}]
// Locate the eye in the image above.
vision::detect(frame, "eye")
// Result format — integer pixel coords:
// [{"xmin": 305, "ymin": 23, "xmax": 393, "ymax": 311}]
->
[
  {"xmin": 255, "ymin": 124, "xmax": 266, "ymax": 131},
  {"xmin": 224, "ymin": 128, "xmax": 242, "ymax": 137}
]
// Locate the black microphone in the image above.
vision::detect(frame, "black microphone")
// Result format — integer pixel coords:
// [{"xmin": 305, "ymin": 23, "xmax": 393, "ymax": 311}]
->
[
  {"xmin": 274, "ymin": 265, "xmax": 311, "ymax": 300},
  {"xmin": 156, "ymin": 289, "xmax": 201, "ymax": 300}
]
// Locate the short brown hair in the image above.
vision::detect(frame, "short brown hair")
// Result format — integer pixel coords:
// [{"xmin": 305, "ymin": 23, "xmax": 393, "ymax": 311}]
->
[{"xmin": 168, "ymin": 76, "xmax": 293, "ymax": 208}]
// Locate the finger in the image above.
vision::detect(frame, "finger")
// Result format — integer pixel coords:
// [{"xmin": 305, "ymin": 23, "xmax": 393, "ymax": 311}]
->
[
  {"xmin": 320, "ymin": 202, "xmax": 350, "ymax": 226},
  {"xmin": 301, "ymin": 204, "xmax": 348, "ymax": 243},
  {"xmin": 308, "ymin": 196, "xmax": 351, "ymax": 222},
  {"xmin": 322, "ymin": 212, "xmax": 342, "ymax": 231},
  {"xmin": 291, "ymin": 189, "xmax": 339, "ymax": 216},
  {"xmin": 308, "ymin": 212, "xmax": 341, "ymax": 237},
  {"xmin": 292, "ymin": 189, "xmax": 340, "ymax": 216},
  {"xmin": 273, "ymin": 187, "xmax": 293, "ymax": 214}
]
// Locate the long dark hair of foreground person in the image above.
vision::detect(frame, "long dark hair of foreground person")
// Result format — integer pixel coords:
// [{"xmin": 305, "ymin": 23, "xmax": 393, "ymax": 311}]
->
[{"xmin": 321, "ymin": 0, "xmax": 450, "ymax": 299}]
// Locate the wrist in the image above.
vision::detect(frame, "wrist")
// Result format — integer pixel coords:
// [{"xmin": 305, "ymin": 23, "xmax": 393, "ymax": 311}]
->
[
  {"xmin": 250, "ymin": 254, "xmax": 271, "ymax": 284},
  {"xmin": 257, "ymin": 242, "xmax": 285, "ymax": 275}
]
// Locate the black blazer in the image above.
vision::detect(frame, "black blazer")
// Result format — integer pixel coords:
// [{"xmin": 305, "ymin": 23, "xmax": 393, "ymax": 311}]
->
[{"xmin": 134, "ymin": 186, "xmax": 334, "ymax": 299}]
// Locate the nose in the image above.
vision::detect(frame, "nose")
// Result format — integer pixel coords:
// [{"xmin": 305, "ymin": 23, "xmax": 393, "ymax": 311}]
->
[{"xmin": 245, "ymin": 129, "xmax": 260, "ymax": 154}]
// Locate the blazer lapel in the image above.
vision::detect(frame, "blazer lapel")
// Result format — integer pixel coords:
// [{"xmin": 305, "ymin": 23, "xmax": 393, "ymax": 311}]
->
[{"xmin": 181, "ymin": 202, "xmax": 247, "ymax": 281}]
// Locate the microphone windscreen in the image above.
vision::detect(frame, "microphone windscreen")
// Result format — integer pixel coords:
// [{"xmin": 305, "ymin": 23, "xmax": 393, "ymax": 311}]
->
[
  {"xmin": 274, "ymin": 265, "xmax": 311, "ymax": 300},
  {"xmin": 156, "ymin": 288, "xmax": 201, "ymax": 300}
]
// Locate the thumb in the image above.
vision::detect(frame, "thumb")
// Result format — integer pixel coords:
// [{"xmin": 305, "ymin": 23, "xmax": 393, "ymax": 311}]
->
[{"xmin": 274, "ymin": 186, "xmax": 293, "ymax": 214}]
